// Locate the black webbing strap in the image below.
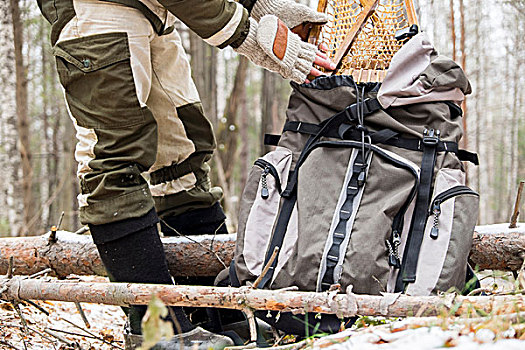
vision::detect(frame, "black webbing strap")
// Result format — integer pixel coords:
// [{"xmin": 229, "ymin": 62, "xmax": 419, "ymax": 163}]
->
[
  {"xmin": 457, "ymin": 150, "xmax": 479, "ymax": 165},
  {"xmin": 100, "ymin": 0, "xmax": 174, "ymax": 35},
  {"xmin": 228, "ymin": 260, "xmax": 241, "ymax": 287},
  {"xmin": 444, "ymin": 101, "xmax": 463, "ymax": 119},
  {"xmin": 264, "ymin": 134, "xmax": 281, "ymax": 146},
  {"xmin": 320, "ymin": 150, "xmax": 366, "ymax": 291},
  {"xmin": 339, "ymin": 98, "xmax": 382, "ymax": 122},
  {"xmin": 397, "ymin": 129, "xmax": 440, "ymax": 287},
  {"xmin": 257, "ymin": 195, "xmax": 297, "ymax": 288},
  {"xmin": 273, "ymin": 121, "xmax": 479, "ymax": 165}
]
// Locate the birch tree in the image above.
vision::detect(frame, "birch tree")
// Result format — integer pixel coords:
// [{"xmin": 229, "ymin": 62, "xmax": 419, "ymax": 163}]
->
[{"xmin": 0, "ymin": 0, "xmax": 23, "ymax": 236}]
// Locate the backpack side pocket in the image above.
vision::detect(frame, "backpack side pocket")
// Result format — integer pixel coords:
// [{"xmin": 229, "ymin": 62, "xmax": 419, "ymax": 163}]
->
[
  {"xmin": 234, "ymin": 147, "xmax": 293, "ymax": 284},
  {"xmin": 406, "ymin": 168, "xmax": 479, "ymax": 295}
]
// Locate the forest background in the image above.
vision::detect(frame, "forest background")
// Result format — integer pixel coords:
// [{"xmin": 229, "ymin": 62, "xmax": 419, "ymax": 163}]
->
[{"xmin": 0, "ymin": 0, "xmax": 523, "ymax": 237}]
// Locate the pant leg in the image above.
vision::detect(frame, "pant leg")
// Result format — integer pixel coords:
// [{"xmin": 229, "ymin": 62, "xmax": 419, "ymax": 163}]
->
[
  {"xmin": 55, "ymin": 0, "xmax": 158, "ymax": 227},
  {"xmin": 146, "ymin": 29, "xmax": 223, "ymax": 218}
]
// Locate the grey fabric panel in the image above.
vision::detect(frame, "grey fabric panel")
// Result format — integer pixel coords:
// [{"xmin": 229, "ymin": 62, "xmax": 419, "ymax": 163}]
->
[
  {"xmin": 316, "ymin": 149, "xmax": 358, "ymax": 291},
  {"xmin": 433, "ymin": 194, "xmax": 479, "ymax": 293},
  {"xmin": 235, "ymin": 165, "xmax": 264, "ymax": 284},
  {"xmin": 340, "ymin": 153, "xmax": 417, "ymax": 295},
  {"xmin": 271, "ymin": 147, "xmax": 352, "ymax": 291},
  {"xmin": 332, "ymin": 153, "xmax": 370, "ymax": 285}
]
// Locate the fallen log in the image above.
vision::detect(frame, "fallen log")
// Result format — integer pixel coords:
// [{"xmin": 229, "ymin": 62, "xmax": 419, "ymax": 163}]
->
[
  {"xmin": 469, "ymin": 224, "xmax": 525, "ymax": 271},
  {"xmin": 1, "ymin": 276, "xmax": 523, "ymax": 318},
  {"xmin": 0, "ymin": 231, "xmax": 235, "ymax": 278},
  {"xmin": 0, "ymin": 224, "xmax": 523, "ymax": 278}
]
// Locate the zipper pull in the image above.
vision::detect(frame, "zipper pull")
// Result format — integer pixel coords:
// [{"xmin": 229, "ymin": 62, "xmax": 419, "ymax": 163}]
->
[
  {"xmin": 387, "ymin": 230, "xmax": 401, "ymax": 268},
  {"xmin": 430, "ymin": 202, "xmax": 441, "ymax": 239},
  {"xmin": 261, "ymin": 167, "xmax": 270, "ymax": 199}
]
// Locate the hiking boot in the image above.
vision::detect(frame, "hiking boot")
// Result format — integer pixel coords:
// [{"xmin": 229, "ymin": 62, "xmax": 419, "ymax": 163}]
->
[{"xmin": 124, "ymin": 327, "xmax": 234, "ymax": 350}]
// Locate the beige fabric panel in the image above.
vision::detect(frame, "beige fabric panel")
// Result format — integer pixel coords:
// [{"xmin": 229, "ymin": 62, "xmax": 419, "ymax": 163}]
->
[
  {"xmin": 146, "ymin": 29, "xmax": 200, "ymax": 194},
  {"xmin": 378, "ymin": 32, "xmax": 470, "ymax": 108},
  {"xmin": 406, "ymin": 168, "xmax": 465, "ymax": 296},
  {"xmin": 243, "ymin": 147, "xmax": 293, "ymax": 275},
  {"xmin": 62, "ymin": 0, "xmax": 202, "ymax": 197}
]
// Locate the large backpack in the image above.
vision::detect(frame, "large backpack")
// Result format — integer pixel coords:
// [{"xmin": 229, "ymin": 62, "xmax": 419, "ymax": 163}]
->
[{"xmin": 228, "ymin": 33, "xmax": 480, "ymax": 333}]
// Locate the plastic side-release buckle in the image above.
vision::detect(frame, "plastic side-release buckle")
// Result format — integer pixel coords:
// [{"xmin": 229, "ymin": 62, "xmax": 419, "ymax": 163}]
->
[
  {"xmin": 422, "ymin": 128, "xmax": 440, "ymax": 146},
  {"xmin": 395, "ymin": 24, "xmax": 419, "ymax": 41}
]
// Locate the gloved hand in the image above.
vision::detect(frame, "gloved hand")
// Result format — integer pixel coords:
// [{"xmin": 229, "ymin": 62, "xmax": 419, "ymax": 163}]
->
[
  {"xmin": 251, "ymin": 0, "xmax": 329, "ymax": 28},
  {"xmin": 234, "ymin": 16, "xmax": 335, "ymax": 84}
]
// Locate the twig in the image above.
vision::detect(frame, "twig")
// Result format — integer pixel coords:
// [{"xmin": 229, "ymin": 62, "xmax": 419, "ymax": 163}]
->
[
  {"xmin": 167, "ymin": 306, "xmax": 184, "ymax": 350},
  {"xmin": 23, "ymin": 299, "xmax": 50, "ymax": 316},
  {"xmin": 244, "ymin": 308, "xmax": 258, "ymax": 342},
  {"xmin": 60, "ymin": 317, "xmax": 124, "ymax": 349},
  {"xmin": 0, "ymin": 340, "xmax": 20, "ymax": 350},
  {"xmin": 28, "ymin": 268, "xmax": 52, "ymax": 279},
  {"xmin": 12, "ymin": 302, "xmax": 28, "ymax": 350},
  {"xmin": 209, "ymin": 221, "xmax": 226, "ymax": 250},
  {"xmin": 0, "ymin": 323, "xmax": 58, "ymax": 347},
  {"xmin": 7, "ymin": 256, "xmax": 14, "ymax": 278},
  {"xmin": 46, "ymin": 327, "xmax": 123, "ymax": 345},
  {"xmin": 467, "ymin": 288, "xmax": 493, "ymax": 296},
  {"xmin": 252, "ymin": 247, "xmax": 279, "ymax": 289},
  {"xmin": 510, "ymin": 181, "xmax": 524, "ymax": 228},
  {"xmin": 57, "ymin": 211, "xmax": 65, "ymax": 230},
  {"xmin": 74, "ymin": 226, "xmax": 90, "ymax": 235},
  {"xmin": 159, "ymin": 219, "xmax": 228, "ymax": 269},
  {"xmin": 75, "ymin": 302, "xmax": 91, "ymax": 328},
  {"xmin": 44, "ymin": 329, "xmax": 79, "ymax": 348}
]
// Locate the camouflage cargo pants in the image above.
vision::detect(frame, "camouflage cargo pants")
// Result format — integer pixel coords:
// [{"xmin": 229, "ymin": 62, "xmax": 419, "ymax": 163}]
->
[{"xmin": 53, "ymin": 0, "xmax": 222, "ymax": 225}]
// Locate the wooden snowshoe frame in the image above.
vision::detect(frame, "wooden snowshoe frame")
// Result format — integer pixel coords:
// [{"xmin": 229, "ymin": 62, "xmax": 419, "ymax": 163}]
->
[{"xmin": 310, "ymin": 0, "xmax": 419, "ymax": 83}]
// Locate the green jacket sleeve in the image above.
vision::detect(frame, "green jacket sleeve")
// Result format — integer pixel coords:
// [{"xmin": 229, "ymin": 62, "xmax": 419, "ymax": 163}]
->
[{"xmin": 157, "ymin": 0, "xmax": 250, "ymax": 48}]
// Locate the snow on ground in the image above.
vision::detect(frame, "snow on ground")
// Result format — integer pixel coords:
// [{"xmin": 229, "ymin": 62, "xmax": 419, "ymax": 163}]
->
[
  {"xmin": 309, "ymin": 325, "xmax": 525, "ymax": 350},
  {"xmin": 475, "ymin": 223, "xmax": 525, "ymax": 234},
  {"xmin": 0, "ymin": 276, "xmax": 126, "ymax": 349}
]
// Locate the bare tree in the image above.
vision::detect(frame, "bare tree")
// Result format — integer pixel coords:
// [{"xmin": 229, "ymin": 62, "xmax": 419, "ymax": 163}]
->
[
  {"xmin": 10, "ymin": 0, "xmax": 35, "ymax": 235},
  {"xmin": 0, "ymin": 0, "xmax": 23, "ymax": 236}
]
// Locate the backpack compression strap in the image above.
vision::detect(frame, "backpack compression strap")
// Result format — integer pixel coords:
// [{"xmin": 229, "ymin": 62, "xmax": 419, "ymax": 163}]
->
[
  {"xmin": 396, "ymin": 129, "xmax": 440, "ymax": 289},
  {"xmin": 263, "ymin": 96, "xmax": 479, "ymax": 166}
]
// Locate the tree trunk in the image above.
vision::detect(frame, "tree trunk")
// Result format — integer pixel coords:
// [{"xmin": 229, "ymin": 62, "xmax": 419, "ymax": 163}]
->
[
  {"xmin": 0, "ymin": 227, "xmax": 523, "ymax": 278},
  {"xmin": 449, "ymin": 0, "xmax": 456, "ymax": 61},
  {"xmin": 189, "ymin": 33, "xmax": 217, "ymax": 123},
  {"xmin": 260, "ymin": 70, "xmax": 279, "ymax": 155},
  {"xmin": 10, "ymin": 0, "xmax": 35, "ymax": 236},
  {"xmin": 1, "ymin": 277, "xmax": 524, "ymax": 318},
  {"xmin": 0, "ymin": 0, "xmax": 23, "ymax": 236}
]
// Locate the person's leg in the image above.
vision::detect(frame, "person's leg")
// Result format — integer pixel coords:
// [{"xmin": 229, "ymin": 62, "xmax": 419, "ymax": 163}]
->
[
  {"xmin": 54, "ymin": 0, "xmax": 195, "ymax": 335},
  {"xmin": 146, "ymin": 28, "xmax": 228, "ymax": 236}
]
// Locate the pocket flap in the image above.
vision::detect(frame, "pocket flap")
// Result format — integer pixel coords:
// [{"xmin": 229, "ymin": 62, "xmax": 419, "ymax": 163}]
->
[{"xmin": 53, "ymin": 32, "xmax": 131, "ymax": 72}]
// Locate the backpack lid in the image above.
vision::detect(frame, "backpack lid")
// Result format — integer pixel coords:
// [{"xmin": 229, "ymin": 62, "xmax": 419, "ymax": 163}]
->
[{"xmin": 378, "ymin": 32, "xmax": 472, "ymax": 109}]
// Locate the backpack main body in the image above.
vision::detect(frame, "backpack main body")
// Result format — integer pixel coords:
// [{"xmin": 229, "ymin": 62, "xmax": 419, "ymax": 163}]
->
[{"xmin": 230, "ymin": 33, "xmax": 479, "ymax": 298}]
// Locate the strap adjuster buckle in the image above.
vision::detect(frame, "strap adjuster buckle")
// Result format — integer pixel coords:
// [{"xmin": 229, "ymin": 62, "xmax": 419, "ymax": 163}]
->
[{"xmin": 422, "ymin": 128, "xmax": 440, "ymax": 146}]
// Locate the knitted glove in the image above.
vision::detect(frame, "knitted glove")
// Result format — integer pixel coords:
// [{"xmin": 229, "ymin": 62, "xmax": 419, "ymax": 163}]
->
[
  {"xmin": 251, "ymin": 0, "xmax": 328, "ymax": 28},
  {"xmin": 234, "ymin": 16, "xmax": 317, "ymax": 84}
]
